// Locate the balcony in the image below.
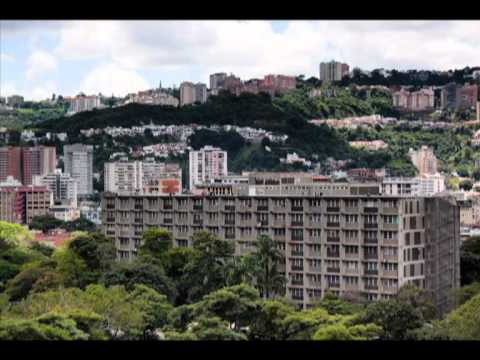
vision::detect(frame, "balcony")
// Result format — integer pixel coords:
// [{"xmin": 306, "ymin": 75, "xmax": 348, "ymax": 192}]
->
[
  {"xmin": 345, "ymin": 252, "xmax": 359, "ymax": 259},
  {"xmin": 326, "ymin": 237, "xmax": 340, "ymax": 243},
  {"xmin": 326, "ymin": 267, "xmax": 341, "ymax": 273},
  {"xmin": 291, "ymin": 206, "xmax": 304, "ymax": 212},
  {"xmin": 382, "ymin": 270, "xmax": 399, "ymax": 278},
  {"xmin": 193, "ymin": 204, "xmax": 203, "ymax": 211},
  {"xmin": 364, "ymin": 223, "xmax": 378, "ymax": 229},
  {"xmin": 291, "ymin": 279, "xmax": 304, "ymax": 286},
  {"xmin": 383, "ymin": 223, "xmax": 399, "ymax": 231},
  {"xmin": 364, "ymin": 238, "xmax": 378, "ymax": 244},
  {"xmin": 364, "ymin": 284, "xmax": 379, "ymax": 290},
  {"xmin": 225, "ymin": 219, "xmax": 235, "ymax": 226},
  {"xmin": 326, "ymin": 251, "xmax": 340, "ymax": 258},
  {"xmin": 326, "ymin": 222, "xmax": 340, "ymax": 227},
  {"xmin": 291, "ymin": 250, "xmax": 304, "ymax": 257},
  {"xmin": 326, "ymin": 206, "xmax": 340, "ymax": 212},
  {"xmin": 193, "ymin": 219, "xmax": 203, "ymax": 225},
  {"xmin": 163, "ymin": 204, "xmax": 173, "ymax": 210},
  {"xmin": 383, "ymin": 239, "xmax": 398, "ymax": 246},
  {"xmin": 106, "ymin": 218, "xmax": 115, "ymax": 223},
  {"xmin": 344, "ymin": 207, "xmax": 359, "ymax": 213},
  {"xmin": 364, "ymin": 269, "xmax": 378, "ymax": 275},
  {"xmin": 257, "ymin": 205, "xmax": 269, "ymax": 212},
  {"xmin": 327, "ymin": 282, "xmax": 340, "ymax": 289},
  {"xmin": 273, "ymin": 220, "xmax": 286, "ymax": 227},
  {"xmin": 291, "ymin": 221, "xmax": 304, "ymax": 227},
  {"xmin": 224, "ymin": 205, "xmax": 235, "ymax": 212},
  {"xmin": 163, "ymin": 218, "xmax": 173, "ymax": 224},
  {"xmin": 364, "ymin": 254, "xmax": 378, "ymax": 260},
  {"xmin": 382, "ymin": 207, "xmax": 399, "ymax": 215},
  {"xmin": 291, "ymin": 265, "xmax": 304, "ymax": 271},
  {"xmin": 257, "ymin": 220, "xmax": 269, "ymax": 227},
  {"xmin": 225, "ymin": 233, "xmax": 236, "ymax": 240},
  {"xmin": 382, "ymin": 254, "xmax": 398, "ymax": 262},
  {"xmin": 364, "ymin": 207, "xmax": 378, "ymax": 213}
]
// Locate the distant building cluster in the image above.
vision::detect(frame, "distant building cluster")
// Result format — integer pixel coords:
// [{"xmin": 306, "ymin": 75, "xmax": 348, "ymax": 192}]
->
[
  {"xmin": 0, "ymin": 146, "xmax": 56, "ymax": 185},
  {"xmin": 209, "ymin": 73, "xmax": 297, "ymax": 98},
  {"xmin": 104, "ymin": 158, "xmax": 182, "ymax": 195},
  {"xmin": 349, "ymin": 140, "xmax": 389, "ymax": 151},
  {"xmin": 124, "ymin": 89, "xmax": 179, "ymax": 107},
  {"xmin": 67, "ymin": 94, "xmax": 104, "ymax": 115},
  {"xmin": 392, "ymin": 87, "xmax": 435, "ymax": 112}
]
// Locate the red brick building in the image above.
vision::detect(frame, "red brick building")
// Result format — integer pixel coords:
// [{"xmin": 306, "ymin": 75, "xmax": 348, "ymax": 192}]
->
[{"xmin": 0, "ymin": 186, "xmax": 52, "ymax": 224}]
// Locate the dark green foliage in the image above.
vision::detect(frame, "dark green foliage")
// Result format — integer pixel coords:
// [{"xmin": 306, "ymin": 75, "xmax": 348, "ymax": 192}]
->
[
  {"xmin": 139, "ymin": 228, "xmax": 173, "ymax": 261},
  {"xmin": 29, "ymin": 242, "xmax": 55, "ymax": 258},
  {"xmin": 69, "ymin": 232, "xmax": 116, "ymax": 272},
  {"xmin": 362, "ymin": 299, "xmax": 424, "ymax": 340},
  {"xmin": 101, "ymin": 260, "xmax": 176, "ymax": 303},
  {"xmin": 30, "ymin": 216, "xmax": 97, "ymax": 233},
  {"xmin": 29, "ymin": 216, "xmax": 63, "ymax": 233},
  {"xmin": 460, "ymin": 236, "xmax": 480, "ymax": 285}
]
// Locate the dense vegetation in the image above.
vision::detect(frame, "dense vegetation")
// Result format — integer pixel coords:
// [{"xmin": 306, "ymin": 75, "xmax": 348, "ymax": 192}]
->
[
  {"xmin": 339, "ymin": 125, "xmax": 478, "ymax": 177},
  {"xmin": 1, "ymin": 222, "xmax": 480, "ymax": 340}
]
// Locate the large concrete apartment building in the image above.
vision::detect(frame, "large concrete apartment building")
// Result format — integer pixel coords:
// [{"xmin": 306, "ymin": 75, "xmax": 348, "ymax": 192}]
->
[{"xmin": 101, "ymin": 181, "xmax": 460, "ymax": 314}]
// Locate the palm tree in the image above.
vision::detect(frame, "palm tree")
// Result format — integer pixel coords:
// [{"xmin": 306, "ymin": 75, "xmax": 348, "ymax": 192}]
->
[{"xmin": 249, "ymin": 235, "xmax": 286, "ymax": 300}]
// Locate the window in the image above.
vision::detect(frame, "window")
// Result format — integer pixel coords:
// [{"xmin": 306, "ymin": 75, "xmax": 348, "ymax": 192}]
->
[{"xmin": 382, "ymin": 262, "xmax": 398, "ymax": 271}]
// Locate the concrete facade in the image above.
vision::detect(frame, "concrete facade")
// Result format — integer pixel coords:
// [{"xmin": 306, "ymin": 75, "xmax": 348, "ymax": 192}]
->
[{"xmin": 101, "ymin": 182, "xmax": 460, "ymax": 314}]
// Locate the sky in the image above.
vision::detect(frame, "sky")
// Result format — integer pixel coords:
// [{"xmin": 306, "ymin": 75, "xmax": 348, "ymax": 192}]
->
[{"xmin": 1, "ymin": 20, "xmax": 480, "ymax": 101}]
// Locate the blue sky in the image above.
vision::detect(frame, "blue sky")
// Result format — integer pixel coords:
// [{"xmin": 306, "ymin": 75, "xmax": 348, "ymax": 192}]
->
[{"xmin": 1, "ymin": 20, "xmax": 479, "ymax": 100}]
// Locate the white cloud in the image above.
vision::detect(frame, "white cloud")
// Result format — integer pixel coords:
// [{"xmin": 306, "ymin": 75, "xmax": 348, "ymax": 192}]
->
[
  {"xmin": 24, "ymin": 81, "xmax": 58, "ymax": 101},
  {"xmin": 51, "ymin": 20, "xmax": 480, "ymax": 83},
  {"xmin": 26, "ymin": 50, "xmax": 57, "ymax": 81},
  {"xmin": 0, "ymin": 53, "xmax": 15, "ymax": 63},
  {"xmin": 79, "ymin": 62, "xmax": 150, "ymax": 97},
  {"xmin": 0, "ymin": 81, "xmax": 17, "ymax": 97}
]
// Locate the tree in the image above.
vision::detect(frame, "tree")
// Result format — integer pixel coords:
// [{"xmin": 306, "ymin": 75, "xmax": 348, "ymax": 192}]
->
[
  {"xmin": 452, "ymin": 282, "xmax": 480, "ymax": 306},
  {"xmin": 361, "ymin": 299, "xmax": 424, "ymax": 340},
  {"xmin": 68, "ymin": 232, "xmax": 116, "ymax": 273},
  {"xmin": 316, "ymin": 291, "xmax": 364, "ymax": 315},
  {"xmin": 101, "ymin": 260, "xmax": 176, "ymax": 302},
  {"xmin": 0, "ymin": 221, "xmax": 33, "ymax": 248},
  {"xmin": 139, "ymin": 228, "xmax": 173, "ymax": 261},
  {"xmin": 53, "ymin": 248, "xmax": 92, "ymax": 288},
  {"xmin": 460, "ymin": 236, "xmax": 480, "ymax": 285},
  {"xmin": 0, "ymin": 315, "xmax": 89, "ymax": 340},
  {"xmin": 183, "ymin": 231, "xmax": 235, "ymax": 303},
  {"xmin": 396, "ymin": 284, "xmax": 437, "ymax": 321},
  {"xmin": 192, "ymin": 284, "xmax": 261, "ymax": 332},
  {"xmin": 459, "ymin": 179, "xmax": 473, "ymax": 191},
  {"xmin": 425, "ymin": 293, "xmax": 480, "ymax": 340},
  {"xmin": 29, "ymin": 216, "xmax": 63, "ymax": 234},
  {"xmin": 5, "ymin": 264, "xmax": 52, "ymax": 301},
  {"xmin": 29, "ymin": 242, "xmax": 54, "ymax": 258},
  {"xmin": 243, "ymin": 235, "xmax": 285, "ymax": 299},
  {"xmin": 127, "ymin": 284, "xmax": 174, "ymax": 339},
  {"xmin": 162, "ymin": 247, "xmax": 196, "ymax": 305},
  {"xmin": 312, "ymin": 323, "xmax": 382, "ymax": 340}
]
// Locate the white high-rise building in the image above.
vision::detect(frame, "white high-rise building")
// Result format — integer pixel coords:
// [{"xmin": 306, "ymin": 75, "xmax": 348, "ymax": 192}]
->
[
  {"xmin": 68, "ymin": 95, "xmax": 103, "ymax": 114},
  {"xmin": 104, "ymin": 160, "xmax": 143, "ymax": 194},
  {"xmin": 180, "ymin": 82, "xmax": 207, "ymax": 106},
  {"xmin": 104, "ymin": 158, "xmax": 182, "ymax": 194},
  {"xmin": 189, "ymin": 146, "xmax": 228, "ymax": 190},
  {"xmin": 63, "ymin": 144, "xmax": 94, "ymax": 197},
  {"xmin": 33, "ymin": 169, "xmax": 78, "ymax": 208}
]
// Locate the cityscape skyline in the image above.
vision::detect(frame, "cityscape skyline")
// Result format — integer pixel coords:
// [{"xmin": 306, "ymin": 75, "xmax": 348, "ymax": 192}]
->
[{"xmin": 2, "ymin": 20, "xmax": 480, "ymax": 101}]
